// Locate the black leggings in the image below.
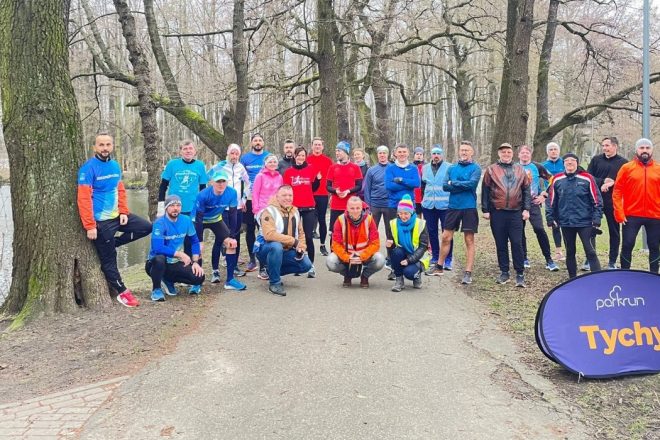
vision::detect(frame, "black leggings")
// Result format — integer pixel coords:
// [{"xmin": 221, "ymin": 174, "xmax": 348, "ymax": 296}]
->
[
  {"xmin": 199, "ymin": 220, "xmax": 230, "ymax": 271},
  {"xmin": 329, "ymin": 209, "xmax": 343, "ymax": 246},
  {"xmin": 145, "ymin": 255, "xmax": 205, "ymax": 290},
  {"xmin": 562, "ymin": 226, "xmax": 601, "ymax": 278},
  {"xmin": 620, "ymin": 216, "xmax": 660, "ymax": 273},
  {"xmin": 243, "ymin": 200, "xmax": 257, "ymax": 260},
  {"xmin": 591, "ymin": 205, "xmax": 622, "ymax": 265},
  {"xmin": 522, "ymin": 204, "xmax": 552, "ymax": 262},
  {"xmin": 300, "ymin": 209, "xmax": 317, "ymax": 263},
  {"xmin": 314, "ymin": 195, "xmax": 329, "ymax": 244}
]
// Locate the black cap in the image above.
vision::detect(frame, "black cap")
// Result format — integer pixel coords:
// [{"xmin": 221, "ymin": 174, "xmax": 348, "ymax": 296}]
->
[{"xmin": 562, "ymin": 153, "xmax": 579, "ymax": 161}]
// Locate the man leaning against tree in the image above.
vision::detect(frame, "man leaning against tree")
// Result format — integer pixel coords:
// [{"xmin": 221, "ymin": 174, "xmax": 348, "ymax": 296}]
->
[{"xmin": 77, "ymin": 132, "xmax": 152, "ymax": 307}]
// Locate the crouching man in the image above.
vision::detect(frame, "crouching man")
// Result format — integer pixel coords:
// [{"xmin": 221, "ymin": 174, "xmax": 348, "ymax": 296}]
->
[
  {"xmin": 145, "ymin": 195, "xmax": 205, "ymax": 301},
  {"xmin": 256, "ymin": 185, "xmax": 312, "ymax": 296},
  {"xmin": 326, "ymin": 196, "xmax": 385, "ymax": 288}
]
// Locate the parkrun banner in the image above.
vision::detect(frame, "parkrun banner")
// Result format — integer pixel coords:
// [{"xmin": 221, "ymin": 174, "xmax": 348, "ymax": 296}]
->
[{"xmin": 536, "ymin": 270, "xmax": 660, "ymax": 378}]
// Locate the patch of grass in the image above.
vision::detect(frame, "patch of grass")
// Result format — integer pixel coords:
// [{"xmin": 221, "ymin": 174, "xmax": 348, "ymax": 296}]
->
[{"xmin": 449, "ymin": 220, "xmax": 660, "ymax": 439}]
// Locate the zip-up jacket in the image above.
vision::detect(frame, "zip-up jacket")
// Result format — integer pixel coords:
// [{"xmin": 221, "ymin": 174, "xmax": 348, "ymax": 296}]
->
[
  {"xmin": 258, "ymin": 200, "xmax": 306, "ymax": 251},
  {"xmin": 613, "ymin": 157, "xmax": 660, "ymax": 222},
  {"xmin": 331, "ymin": 212, "xmax": 380, "ymax": 263},
  {"xmin": 442, "ymin": 161, "xmax": 481, "ymax": 209},
  {"xmin": 542, "ymin": 158, "xmax": 564, "ymax": 177},
  {"xmin": 209, "ymin": 160, "xmax": 251, "ymax": 206},
  {"xmin": 362, "ymin": 163, "xmax": 389, "ymax": 208},
  {"xmin": 278, "ymin": 156, "xmax": 295, "ymax": 176},
  {"xmin": 421, "ymin": 160, "xmax": 451, "ymax": 210},
  {"xmin": 385, "ymin": 161, "xmax": 421, "ymax": 208},
  {"xmin": 481, "ymin": 162, "xmax": 532, "ymax": 212},
  {"xmin": 252, "ymin": 169, "xmax": 283, "ymax": 214},
  {"xmin": 546, "ymin": 169, "xmax": 603, "ymax": 228},
  {"xmin": 77, "ymin": 155, "xmax": 129, "ymax": 230},
  {"xmin": 587, "ymin": 153, "xmax": 628, "ymax": 206}
]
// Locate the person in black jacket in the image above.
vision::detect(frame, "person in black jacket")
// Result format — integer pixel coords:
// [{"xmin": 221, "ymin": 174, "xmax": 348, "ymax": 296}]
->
[
  {"xmin": 586, "ymin": 136, "xmax": 628, "ymax": 269},
  {"xmin": 547, "ymin": 153, "xmax": 603, "ymax": 278}
]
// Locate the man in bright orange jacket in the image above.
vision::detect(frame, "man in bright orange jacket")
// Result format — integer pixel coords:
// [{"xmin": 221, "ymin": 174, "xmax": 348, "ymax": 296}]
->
[
  {"xmin": 613, "ymin": 138, "xmax": 660, "ymax": 273},
  {"xmin": 326, "ymin": 196, "xmax": 385, "ymax": 288}
]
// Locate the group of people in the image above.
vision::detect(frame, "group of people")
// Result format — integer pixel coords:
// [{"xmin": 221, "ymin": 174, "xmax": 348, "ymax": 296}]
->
[{"xmin": 77, "ymin": 132, "xmax": 659, "ymax": 307}]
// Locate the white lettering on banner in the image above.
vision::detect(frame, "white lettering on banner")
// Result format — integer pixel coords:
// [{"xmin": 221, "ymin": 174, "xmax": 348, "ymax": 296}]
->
[{"xmin": 595, "ymin": 285, "xmax": 645, "ymax": 311}]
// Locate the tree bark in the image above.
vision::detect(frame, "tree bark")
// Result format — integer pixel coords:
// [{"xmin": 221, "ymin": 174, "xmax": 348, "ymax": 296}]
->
[
  {"xmin": 0, "ymin": 0, "xmax": 111, "ymax": 325},
  {"xmin": 113, "ymin": 0, "xmax": 161, "ymax": 220},
  {"xmin": 224, "ymin": 0, "xmax": 248, "ymax": 145},
  {"xmin": 491, "ymin": 0, "xmax": 536, "ymax": 159},
  {"xmin": 532, "ymin": 0, "xmax": 559, "ymax": 161},
  {"xmin": 317, "ymin": 0, "xmax": 338, "ymax": 147}
]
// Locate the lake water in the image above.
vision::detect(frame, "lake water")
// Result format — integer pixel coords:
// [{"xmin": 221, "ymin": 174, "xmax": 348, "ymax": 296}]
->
[{"xmin": 0, "ymin": 187, "xmax": 150, "ymax": 306}]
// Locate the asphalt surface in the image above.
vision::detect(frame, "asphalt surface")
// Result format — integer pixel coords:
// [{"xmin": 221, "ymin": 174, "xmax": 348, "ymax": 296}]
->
[{"xmin": 80, "ymin": 258, "xmax": 589, "ymax": 440}]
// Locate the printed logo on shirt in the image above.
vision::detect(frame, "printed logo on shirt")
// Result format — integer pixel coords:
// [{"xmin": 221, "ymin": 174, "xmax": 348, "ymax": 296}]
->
[
  {"xmin": 96, "ymin": 173, "xmax": 120, "ymax": 181},
  {"xmin": 291, "ymin": 176, "xmax": 311, "ymax": 186}
]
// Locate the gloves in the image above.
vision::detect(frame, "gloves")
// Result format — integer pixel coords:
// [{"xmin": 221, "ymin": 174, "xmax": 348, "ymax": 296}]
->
[
  {"xmin": 394, "ymin": 177, "xmax": 403, "ymax": 183},
  {"xmin": 157, "ymin": 201, "xmax": 165, "ymax": 217}
]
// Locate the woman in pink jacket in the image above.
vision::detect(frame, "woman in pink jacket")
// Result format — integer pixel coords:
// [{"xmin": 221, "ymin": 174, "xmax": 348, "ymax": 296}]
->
[{"xmin": 252, "ymin": 154, "xmax": 283, "ymax": 214}]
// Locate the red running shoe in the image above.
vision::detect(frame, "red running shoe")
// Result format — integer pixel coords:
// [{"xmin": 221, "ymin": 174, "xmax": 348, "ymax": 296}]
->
[{"xmin": 117, "ymin": 290, "xmax": 139, "ymax": 308}]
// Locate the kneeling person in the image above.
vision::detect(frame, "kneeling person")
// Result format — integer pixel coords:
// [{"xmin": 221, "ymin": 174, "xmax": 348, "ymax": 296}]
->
[
  {"xmin": 256, "ymin": 185, "xmax": 313, "ymax": 296},
  {"xmin": 387, "ymin": 195, "xmax": 429, "ymax": 292},
  {"xmin": 192, "ymin": 170, "xmax": 246, "ymax": 291},
  {"xmin": 326, "ymin": 197, "xmax": 385, "ymax": 288},
  {"xmin": 146, "ymin": 195, "xmax": 205, "ymax": 301}
]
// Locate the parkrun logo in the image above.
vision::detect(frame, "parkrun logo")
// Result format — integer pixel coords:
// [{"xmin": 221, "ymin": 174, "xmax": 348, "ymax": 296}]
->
[{"xmin": 595, "ymin": 285, "xmax": 645, "ymax": 311}]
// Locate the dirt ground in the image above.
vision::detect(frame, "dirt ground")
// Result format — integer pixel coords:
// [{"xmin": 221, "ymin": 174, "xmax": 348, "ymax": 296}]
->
[
  {"xmin": 0, "ymin": 263, "xmax": 218, "ymax": 405},
  {"xmin": 449, "ymin": 226, "xmax": 660, "ymax": 440}
]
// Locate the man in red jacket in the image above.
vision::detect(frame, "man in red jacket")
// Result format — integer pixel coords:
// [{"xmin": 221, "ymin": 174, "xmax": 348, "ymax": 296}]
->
[{"xmin": 613, "ymin": 138, "xmax": 660, "ymax": 273}]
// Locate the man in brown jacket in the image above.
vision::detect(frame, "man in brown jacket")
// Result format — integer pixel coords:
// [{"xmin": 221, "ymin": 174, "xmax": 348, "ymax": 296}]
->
[
  {"xmin": 255, "ymin": 185, "xmax": 312, "ymax": 296},
  {"xmin": 481, "ymin": 143, "xmax": 532, "ymax": 287}
]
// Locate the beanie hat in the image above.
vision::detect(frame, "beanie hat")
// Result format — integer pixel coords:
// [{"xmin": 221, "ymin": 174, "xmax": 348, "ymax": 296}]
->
[
  {"xmin": 414, "ymin": 146, "xmax": 424, "ymax": 154},
  {"xmin": 635, "ymin": 138, "xmax": 653, "ymax": 149},
  {"xmin": 397, "ymin": 194, "xmax": 415, "ymax": 213},
  {"xmin": 226, "ymin": 144, "xmax": 242, "ymax": 156},
  {"xmin": 336, "ymin": 141, "xmax": 351, "ymax": 154},
  {"xmin": 431, "ymin": 144, "xmax": 444, "ymax": 155},
  {"xmin": 164, "ymin": 194, "xmax": 182, "ymax": 209},
  {"xmin": 562, "ymin": 152, "xmax": 579, "ymax": 161},
  {"xmin": 376, "ymin": 145, "xmax": 389, "ymax": 154}
]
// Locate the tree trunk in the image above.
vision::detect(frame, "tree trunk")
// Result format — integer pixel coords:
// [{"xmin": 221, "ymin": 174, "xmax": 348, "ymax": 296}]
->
[
  {"xmin": 532, "ymin": 0, "xmax": 560, "ymax": 161},
  {"xmin": 114, "ymin": 0, "xmax": 161, "ymax": 220},
  {"xmin": 0, "ymin": 0, "xmax": 111, "ymax": 325},
  {"xmin": 317, "ymin": 0, "xmax": 338, "ymax": 147},
  {"xmin": 491, "ymin": 0, "xmax": 535, "ymax": 159},
  {"xmin": 226, "ymin": 0, "xmax": 248, "ymax": 145}
]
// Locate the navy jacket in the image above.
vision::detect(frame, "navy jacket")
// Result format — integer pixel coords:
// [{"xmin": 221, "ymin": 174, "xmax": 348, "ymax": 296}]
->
[{"xmin": 546, "ymin": 170, "xmax": 603, "ymax": 228}]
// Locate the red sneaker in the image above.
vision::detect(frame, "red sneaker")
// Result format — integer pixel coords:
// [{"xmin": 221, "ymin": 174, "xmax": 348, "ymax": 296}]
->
[{"xmin": 117, "ymin": 290, "xmax": 139, "ymax": 308}]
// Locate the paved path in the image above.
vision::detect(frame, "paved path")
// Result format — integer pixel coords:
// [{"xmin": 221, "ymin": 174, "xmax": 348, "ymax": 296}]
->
[
  {"xmin": 78, "ymin": 266, "xmax": 589, "ymax": 440},
  {"xmin": 0, "ymin": 376, "xmax": 126, "ymax": 439}
]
